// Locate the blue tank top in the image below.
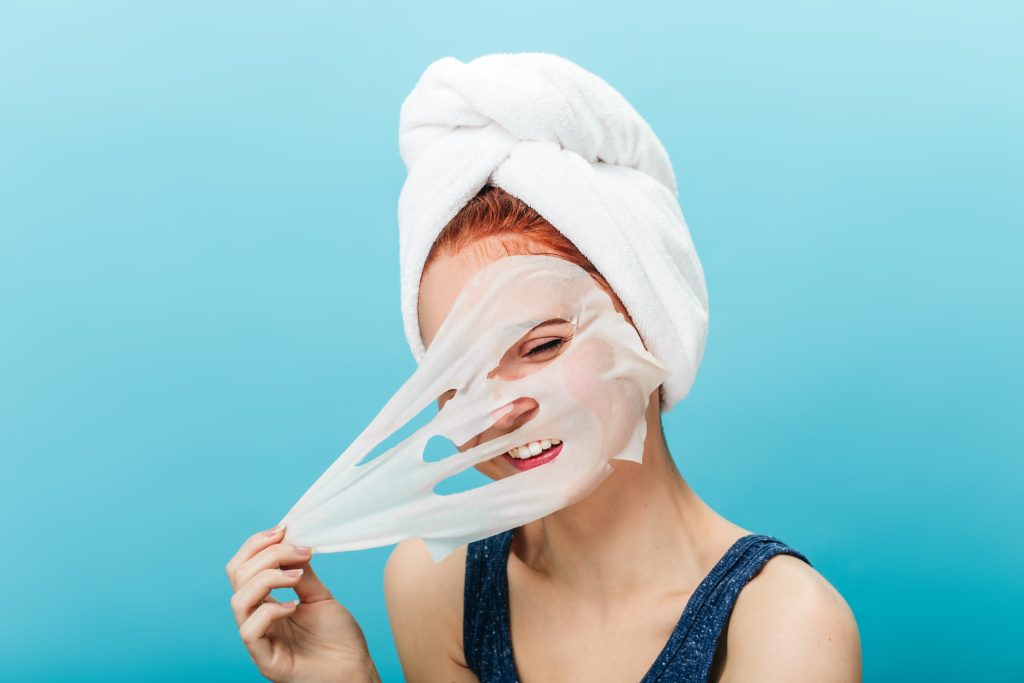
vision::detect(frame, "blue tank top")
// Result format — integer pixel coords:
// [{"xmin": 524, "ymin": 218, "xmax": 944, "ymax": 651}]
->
[{"xmin": 463, "ymin": 529, "xmax": 811, "ymax": 682}]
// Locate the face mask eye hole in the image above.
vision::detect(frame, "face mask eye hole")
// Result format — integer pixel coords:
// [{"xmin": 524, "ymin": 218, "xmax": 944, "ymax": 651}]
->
[{"xmin": 488, "ymin": 319, "xmax": 574, "ymax": 381}]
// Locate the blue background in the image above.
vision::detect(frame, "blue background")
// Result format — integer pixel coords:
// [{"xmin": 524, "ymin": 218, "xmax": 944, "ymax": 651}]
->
[{"xmin": 2, "ymin": 2, "xmax": 1021, "ymax": 681}]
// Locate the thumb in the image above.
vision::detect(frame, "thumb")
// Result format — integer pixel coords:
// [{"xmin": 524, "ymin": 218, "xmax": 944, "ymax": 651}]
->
[{"xmin": 292, "ymin": 559, "xmax": 333, "ymax": 604}]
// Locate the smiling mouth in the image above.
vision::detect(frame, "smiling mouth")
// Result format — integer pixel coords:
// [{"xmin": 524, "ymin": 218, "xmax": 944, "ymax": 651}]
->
[
  {"xmin": 501, "ymin": 438, "xmax": 563, "ymax": 471},
  {"xmin": 505, "ymin": 438, "xmax": 561, "ymax": 458}
]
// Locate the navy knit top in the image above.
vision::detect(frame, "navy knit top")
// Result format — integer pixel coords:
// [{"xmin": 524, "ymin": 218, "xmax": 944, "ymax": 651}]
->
[{"xmin": 463, "ymin": 529, "xmax": 811, "ymax": 682}]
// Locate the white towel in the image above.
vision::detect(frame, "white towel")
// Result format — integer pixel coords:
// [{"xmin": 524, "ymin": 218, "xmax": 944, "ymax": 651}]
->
[{"xmin": 397, "ymin": 52, "xmax": 709, "ymax": 412}]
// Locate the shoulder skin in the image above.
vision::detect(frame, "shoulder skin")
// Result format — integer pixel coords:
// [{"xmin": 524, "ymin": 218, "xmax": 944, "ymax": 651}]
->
[
  {"xmin": 384, "ymin": 538, "xmax": 479, "ymax": 683},
  {"xmin": 716, "ymin": 553, "xmax": 863, "ymax": 682}
]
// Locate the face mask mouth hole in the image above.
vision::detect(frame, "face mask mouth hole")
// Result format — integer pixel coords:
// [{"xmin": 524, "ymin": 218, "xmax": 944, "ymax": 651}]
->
[
  {"xmin": 426, "ymin": 396, "xmax": 542, "ymax": 464},
  {"xmin": 459, "ymin": 399, "xmax": 562, "ymax": 471}
]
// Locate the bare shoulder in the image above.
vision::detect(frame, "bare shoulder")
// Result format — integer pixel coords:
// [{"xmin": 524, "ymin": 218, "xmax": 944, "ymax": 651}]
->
[
  {"xmin": 719, "ymin": 552, "xmax": 862, "ymax": 682},
  {"xmin": 383, "ymin": 538, "xmax": 478, "ymax": 682}
]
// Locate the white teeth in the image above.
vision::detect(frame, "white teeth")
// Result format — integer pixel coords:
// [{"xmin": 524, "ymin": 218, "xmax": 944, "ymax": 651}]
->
[{"xmin": 505, "ymin": 439, "xmax": 562, "ymax": 459}]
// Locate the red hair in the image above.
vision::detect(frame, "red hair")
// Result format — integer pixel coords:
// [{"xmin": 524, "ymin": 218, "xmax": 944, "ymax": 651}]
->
[{"xmin": 423, "ymin": 184, "xmax": 611, "ymax": 294}]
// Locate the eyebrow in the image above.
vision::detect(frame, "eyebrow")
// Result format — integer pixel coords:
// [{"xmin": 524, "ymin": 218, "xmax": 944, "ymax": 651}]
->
[{"xmin": 532, "ymin": 318, "xmax": 571, "ymax": 331}]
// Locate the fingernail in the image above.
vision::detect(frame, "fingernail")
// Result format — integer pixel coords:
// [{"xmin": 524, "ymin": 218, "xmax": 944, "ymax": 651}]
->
[
  {"xmin": 284, "ymin": 599, "xmax": 299, "ymax": 607},
  {"xmin": 294, "ymin": 546, "xmax": 312, "ymax": 556},
  {"xmin": 283, "ymin": 568, "xmax": 304, "ymax": 577},
  {"xmin": 263, "ymin": 524, "xmax": 285, "ymax": 537}
]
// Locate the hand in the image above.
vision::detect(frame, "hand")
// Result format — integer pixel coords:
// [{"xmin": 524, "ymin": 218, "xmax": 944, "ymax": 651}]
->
[{"xmin": 226, "ymin": 526, "xmax": 382, "ymax": 683}]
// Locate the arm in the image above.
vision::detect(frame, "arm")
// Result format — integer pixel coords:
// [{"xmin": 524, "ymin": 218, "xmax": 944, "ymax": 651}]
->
[
  {"xmin": 384, "ymin": 538, "xmax": 481, "ymax": 683},
  {"xmin": 719, "ymin": 554, "xmax": 862, "ymax": 682}
]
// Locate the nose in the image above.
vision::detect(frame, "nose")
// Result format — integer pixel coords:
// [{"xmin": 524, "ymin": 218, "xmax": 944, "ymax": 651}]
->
[{"xmin": 492, "ymin": 397, "xmax": 539, "ymax": 432}]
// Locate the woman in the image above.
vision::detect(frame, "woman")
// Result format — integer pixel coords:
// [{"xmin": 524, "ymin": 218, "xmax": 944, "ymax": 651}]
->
[{"xmin": 226, "ymin": 56, "xmax": 862, "ymax": 682}]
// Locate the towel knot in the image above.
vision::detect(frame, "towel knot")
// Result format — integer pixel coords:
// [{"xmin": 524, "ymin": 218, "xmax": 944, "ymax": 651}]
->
[{"xmin": 399, "ymin": 53, "xmax": 677, "ymax": 194}]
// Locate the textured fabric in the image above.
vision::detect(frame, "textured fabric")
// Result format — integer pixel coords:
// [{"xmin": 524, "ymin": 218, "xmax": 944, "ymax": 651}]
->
[
  {"xmin": 463, "ymin": 529, "xmax": 812, "ymax": 682},
  {"xmin": 397, "ymin": 52, "xmax": 709, "ymax": 413}
]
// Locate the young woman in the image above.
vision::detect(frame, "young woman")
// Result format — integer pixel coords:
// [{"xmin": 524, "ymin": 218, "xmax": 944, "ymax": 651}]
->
[{"xmin": 225, "ymin": 186, "xmax": 862, "ymax": 682}]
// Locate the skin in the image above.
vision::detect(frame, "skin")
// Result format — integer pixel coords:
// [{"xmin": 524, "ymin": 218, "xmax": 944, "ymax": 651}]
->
[{"xmin": 227, "ymin": 235, "xmax": 863, "ymax": 682}]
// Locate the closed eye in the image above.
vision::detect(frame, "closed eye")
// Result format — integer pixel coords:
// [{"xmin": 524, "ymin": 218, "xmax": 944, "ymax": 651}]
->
[
  {"xmin": 487, "ymin": 319, "xmax": 575, "ymax": 381},
  {"xmin": 525, "ymin": 338, "xmax": 565, "ymax": 357}
]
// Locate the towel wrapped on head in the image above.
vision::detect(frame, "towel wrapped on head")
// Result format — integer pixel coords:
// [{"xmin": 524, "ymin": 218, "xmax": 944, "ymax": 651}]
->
[{"xmin": 397, "ymin": 52, "xmax": 709, "ymax": 413}]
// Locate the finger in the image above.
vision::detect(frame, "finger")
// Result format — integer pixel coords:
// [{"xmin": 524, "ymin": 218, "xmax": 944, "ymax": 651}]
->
[
  {"xmin": 293, "ymin": 560, "xmax": 333, "ymax": 604},
  {"xmin": 226, "ymin": 525, "xmax": 287, "ymax": 588},
  {"xmin": 234, "ymin": 543, "xmax": 314, "ymax": 589},
  {"xmin": 239, "ymin": 600, "xmax": 299, "ymax": 666},
  {"xmin": 230, "ymin": 567, "xmax": 305, "ymax": 627}
]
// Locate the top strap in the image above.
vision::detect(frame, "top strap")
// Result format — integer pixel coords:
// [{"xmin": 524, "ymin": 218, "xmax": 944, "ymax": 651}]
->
[
  {"xmin": 641, "ymin": 534, "xmax": 812, "ymax": 682},
  {"xmin": 463, "ymin": 529, "xmax": 518, "ymax": 682}
]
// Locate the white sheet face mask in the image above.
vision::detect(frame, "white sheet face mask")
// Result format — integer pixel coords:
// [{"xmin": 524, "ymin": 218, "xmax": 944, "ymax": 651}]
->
[{"xmin": 279, "ymin": 254, "xmax": 669, "ymax": 562}]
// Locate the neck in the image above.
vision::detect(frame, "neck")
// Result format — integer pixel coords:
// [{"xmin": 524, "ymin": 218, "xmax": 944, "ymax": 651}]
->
[{"xmin": 515, "ymin": 398, "xmax": 735, "ymax": 602}]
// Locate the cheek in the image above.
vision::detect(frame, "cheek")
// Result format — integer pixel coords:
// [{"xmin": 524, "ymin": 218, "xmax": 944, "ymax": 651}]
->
[
  {"xmin": 560, "ymin": 338, "xmax": 617, "ymax": 420},
  {"xmin": 559, "ymin": 339, "xmax": 644, "ymax": 457}
]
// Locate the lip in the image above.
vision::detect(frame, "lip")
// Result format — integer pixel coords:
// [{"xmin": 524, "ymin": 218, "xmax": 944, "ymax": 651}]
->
[{"xmin": 501, "ymin": 441, "xmax": 564, "ymax": 472}]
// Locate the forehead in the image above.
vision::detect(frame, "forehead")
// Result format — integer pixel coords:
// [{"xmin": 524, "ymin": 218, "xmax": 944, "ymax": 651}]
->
[
  {"xmin": 417, "ymin": 237, "xmax": 521, "ymax": 349},
  {"xmin": 417, "ymin": 238, "xmax": 632, "ymax": 351}
]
